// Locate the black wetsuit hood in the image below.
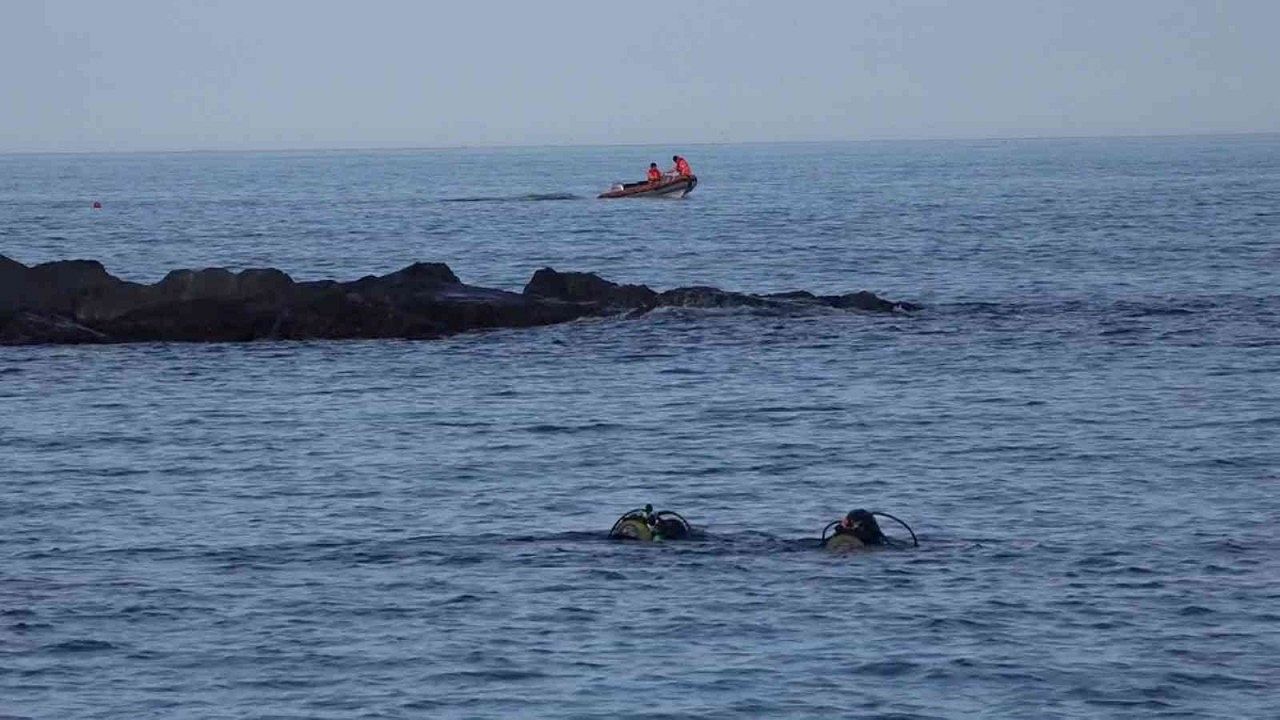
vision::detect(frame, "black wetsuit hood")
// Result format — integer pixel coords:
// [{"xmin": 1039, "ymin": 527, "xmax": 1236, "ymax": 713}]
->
[{"xmin": 843, "ymin": 509, "xmax": 887, "ymax": 545}]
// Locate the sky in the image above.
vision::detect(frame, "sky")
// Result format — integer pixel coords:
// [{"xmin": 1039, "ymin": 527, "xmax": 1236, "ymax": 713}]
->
[{"xmin": 2, "ymin": 0, "xmax": 1278, "ymax": 152}]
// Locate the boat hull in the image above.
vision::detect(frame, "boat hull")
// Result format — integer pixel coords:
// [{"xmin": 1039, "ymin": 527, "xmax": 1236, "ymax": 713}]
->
[{"xmin": 598, "ymin": 175, "xmax": 697, "ymax": 199}]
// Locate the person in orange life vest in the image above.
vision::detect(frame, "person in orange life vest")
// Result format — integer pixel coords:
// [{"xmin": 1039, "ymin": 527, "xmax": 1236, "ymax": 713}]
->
[
  {"xmin": 647, "ymin": 163, "xmax": 662, "ymax": 183},
  {"xmin": 670, "ymin": 155, "xmax": 693, "ymax": 177}
]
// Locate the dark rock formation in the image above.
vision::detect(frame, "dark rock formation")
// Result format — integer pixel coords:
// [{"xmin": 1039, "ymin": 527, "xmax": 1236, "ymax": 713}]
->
[
  {"xmin": 523, "ymin": 267, "xmax": 657, "ymax": 309},
  {"xmin": 0, "ymin": 257, "xmax": 919, "ymax": 346},
  {"xmin": 522, "ymin": 269, "xmax": 921, "ymax": 315}
]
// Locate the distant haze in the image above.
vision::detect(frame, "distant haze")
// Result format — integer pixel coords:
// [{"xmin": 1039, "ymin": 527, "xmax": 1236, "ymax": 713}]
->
[{"xmin": 3, "ymin": 0, "xmax": 1278, "ymax": 152}]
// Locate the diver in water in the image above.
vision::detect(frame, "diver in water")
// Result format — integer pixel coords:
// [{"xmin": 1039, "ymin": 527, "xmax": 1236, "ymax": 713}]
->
[
  {"xmin": 821, "ymin": 508, "xmax": 902, "ymax": 551},
  {"xmin": 821, "ymin": 507, "xmax": 918, "ymax": 550},
  {"xmin": 834, "ymin": 509, "xmax": 887, "ymax": 546},
  {"xmin": 609, "ymin": 504, "xmax": 692, "ymax": 541}
]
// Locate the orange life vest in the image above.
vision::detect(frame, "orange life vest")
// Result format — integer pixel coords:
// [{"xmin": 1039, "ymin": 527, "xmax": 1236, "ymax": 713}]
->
[
  {"xmin": 647, "ymin": 167, "xmax": 662, "ymax": 182},
  {"xmin": 675, "ymin": 157, "xmax": 692, "ymax": 176}
]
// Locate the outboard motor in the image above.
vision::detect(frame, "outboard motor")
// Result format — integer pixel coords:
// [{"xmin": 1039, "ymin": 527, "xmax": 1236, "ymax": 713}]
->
[
  {"xmin": 821, "ymin": 508, "xmax": 917, "ymax": 551},
  {"xmin": 609, "ymin": 504, "xmax": 693, "ymax": 541}
]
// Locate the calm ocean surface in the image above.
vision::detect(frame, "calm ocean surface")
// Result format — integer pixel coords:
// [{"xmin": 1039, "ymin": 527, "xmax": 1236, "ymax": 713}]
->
[{"xmin": 2, "ymin": 137, "xmax": 1279, "ymax": 718}]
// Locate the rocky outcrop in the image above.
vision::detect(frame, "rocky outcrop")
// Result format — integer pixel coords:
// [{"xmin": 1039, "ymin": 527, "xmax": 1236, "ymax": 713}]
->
[
  {"xmin": 0, "ymin": 256, "xmax": 918, "ymax": 346},
  {"xmin": 522, "ymin": 269, "xmax": 920, "ymax": 314},
  {"xmin": 523, "ymin": 267, "xmax": 657, "ymax": 309}
]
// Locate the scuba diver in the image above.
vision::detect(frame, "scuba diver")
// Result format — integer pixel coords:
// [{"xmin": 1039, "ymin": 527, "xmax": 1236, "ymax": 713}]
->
[
  {"xmin": 835, "ymin": 509, "xmax": 887, "ymax": 546},
  {"xmin": 821, "ymin": 508, "xmax": 918, "ymax": 551},
  {"xmin": 609, "ymin": 504, "xmax": 693, "ymax": 541}
]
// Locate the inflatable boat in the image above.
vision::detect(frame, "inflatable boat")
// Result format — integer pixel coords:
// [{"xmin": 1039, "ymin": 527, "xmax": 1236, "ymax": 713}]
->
[{"xmin": 598, "ymin": 175, "xmax": 697, "ymax": 199}]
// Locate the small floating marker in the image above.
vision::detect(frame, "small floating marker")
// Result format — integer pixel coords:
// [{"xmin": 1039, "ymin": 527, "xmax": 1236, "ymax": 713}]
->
[{"xmin": 92, "ymin": 201, "xmax": 102, "ymax": 209}]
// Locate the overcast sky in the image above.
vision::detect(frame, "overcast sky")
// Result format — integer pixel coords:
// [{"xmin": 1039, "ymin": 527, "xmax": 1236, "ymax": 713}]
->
[{"xmin": 3, "ymin": 0, "xmax": 1278, "ymax": 152}]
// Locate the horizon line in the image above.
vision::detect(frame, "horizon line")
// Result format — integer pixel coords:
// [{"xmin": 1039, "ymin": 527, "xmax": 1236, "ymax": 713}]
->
[{"xmin": 1, "ymin": 129, "xmax": 1277, "ymax": 158}]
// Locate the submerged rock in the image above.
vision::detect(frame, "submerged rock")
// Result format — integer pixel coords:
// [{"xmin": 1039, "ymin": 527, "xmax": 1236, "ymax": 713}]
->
[
  {"xmin": 0, "ymin": 257, "xmax": 919, "ymax": 346},
  {"xmin": 655, "ymin": 285, "xmax": 920, "ymax": 313}
]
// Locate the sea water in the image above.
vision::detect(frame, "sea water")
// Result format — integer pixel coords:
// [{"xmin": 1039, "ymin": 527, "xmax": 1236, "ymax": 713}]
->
[{"xmin": 2, "ymin": 137, "xmax": 1278, "ymax": 718}]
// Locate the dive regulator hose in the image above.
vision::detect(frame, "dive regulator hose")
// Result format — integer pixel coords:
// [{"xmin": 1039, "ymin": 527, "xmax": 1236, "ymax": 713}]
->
[
  {"xmin": 871, "ymin": 511, "xmax": 918, "ymax": 547},
  {"xmin": 653, "ymin": 510, "xmax": 692, "ymax": 533}
]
